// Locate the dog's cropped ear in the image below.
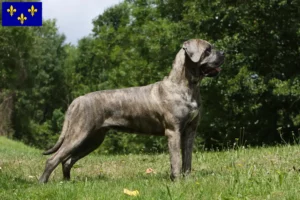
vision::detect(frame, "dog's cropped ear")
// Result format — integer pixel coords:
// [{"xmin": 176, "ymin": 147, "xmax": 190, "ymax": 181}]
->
[{"xmin": 182, "ymin": 39, "xmax": 205, "ymax": 63}]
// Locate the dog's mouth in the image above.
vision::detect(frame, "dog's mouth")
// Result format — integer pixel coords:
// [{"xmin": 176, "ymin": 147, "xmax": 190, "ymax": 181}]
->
[
  {"xmin": 201, "ymin": 66, "xmax": 222, "ymax": 77},
  {"xmin": 200, "ymin": 60, "xmax": 224, "ymax": 77}
]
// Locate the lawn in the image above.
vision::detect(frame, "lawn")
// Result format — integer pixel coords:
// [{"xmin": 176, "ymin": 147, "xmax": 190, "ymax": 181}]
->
[{"xmin": 0, "ymin": 136, "xmax": 300, "ymax": 199}]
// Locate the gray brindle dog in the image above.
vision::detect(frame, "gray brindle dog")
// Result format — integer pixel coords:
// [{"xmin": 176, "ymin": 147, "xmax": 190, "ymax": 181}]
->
[{"xmin": 39, "ymin": 39, "xmax": 225, "ymax": 183}]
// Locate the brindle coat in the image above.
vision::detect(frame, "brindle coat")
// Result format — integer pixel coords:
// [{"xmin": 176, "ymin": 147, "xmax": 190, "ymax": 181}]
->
[{"xmin": 39, "ymin": 39, "xmax": 225, "ymax": 183}]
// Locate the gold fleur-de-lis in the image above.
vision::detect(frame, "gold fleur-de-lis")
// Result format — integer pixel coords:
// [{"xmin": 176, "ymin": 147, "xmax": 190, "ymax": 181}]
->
[
  {"xmin": 28, "ymin": 5, "xmax": 38, "ymax": 16},
  {"xmin": 7, "ymin": 5, "xmax": 16, "ymax": 16},
  {"xmin": 17, "ymin": 13, "xmax": 27, "ymax": 24}
]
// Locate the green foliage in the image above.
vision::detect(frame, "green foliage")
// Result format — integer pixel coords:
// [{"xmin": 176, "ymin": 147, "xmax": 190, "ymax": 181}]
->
[
  {"xmin": 15, "ymin": 20, "xmax": 68, "ymax": 148},
  {"xmin": 97, "ymin": 132, "xmax": 168, "ymax": 154},
  {"xmin": 182, "ymin": 0, "xmax": 300, "ymax": 147},
  {"xmin": 0, "ymin": 19, "xmax": 69, "ymax": 147}
]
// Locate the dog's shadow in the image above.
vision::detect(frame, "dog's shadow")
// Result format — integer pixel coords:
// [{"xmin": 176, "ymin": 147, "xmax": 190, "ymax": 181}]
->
[
  {"xmin": 71, "ymin": 173, "xmax": 110, "ymax": 182},
  {"xmin": 194, "ymin": 169, "xmax": 216, "ymax": 176},
  {"xmin": 67, "ymin": 171, "xmax": 173, "ymax": 183}
]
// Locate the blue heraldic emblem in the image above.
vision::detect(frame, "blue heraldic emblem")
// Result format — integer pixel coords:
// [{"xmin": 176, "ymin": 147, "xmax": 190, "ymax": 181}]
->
[{"xmin": 2, "ymin": 2, "xmax": 42, "ymax": 26}]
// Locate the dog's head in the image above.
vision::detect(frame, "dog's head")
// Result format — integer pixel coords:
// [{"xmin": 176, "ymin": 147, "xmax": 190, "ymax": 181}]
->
[{"xmin": 183, "ymin": 39, "xmax": 225, "ymax": 77}]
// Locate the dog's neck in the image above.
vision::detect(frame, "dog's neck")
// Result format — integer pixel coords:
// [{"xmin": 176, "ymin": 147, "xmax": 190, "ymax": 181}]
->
[{"xmin": 168, "ymin": 49, "xmax": 203, "ymax": 87}]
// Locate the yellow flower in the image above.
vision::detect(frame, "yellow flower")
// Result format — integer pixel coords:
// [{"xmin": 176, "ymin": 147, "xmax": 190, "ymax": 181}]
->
[{"xmin": 124, "ymin": 188, "xmax": 140, "ymax": 196}]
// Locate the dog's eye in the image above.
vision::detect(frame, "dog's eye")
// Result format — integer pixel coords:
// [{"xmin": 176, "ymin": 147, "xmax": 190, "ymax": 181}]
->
[{"xmin": 204, "ymin": 49, "xmax": 211, "ymax": 56}]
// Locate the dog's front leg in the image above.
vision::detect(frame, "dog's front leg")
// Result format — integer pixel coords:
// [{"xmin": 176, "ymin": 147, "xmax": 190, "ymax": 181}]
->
[
  {"xmin": 166, "ymin": 129, "xmax": 181, "ymax": 180},
  {"xmin": 181, "ymin": 127, "xmax": 196, "ymax": 176}
]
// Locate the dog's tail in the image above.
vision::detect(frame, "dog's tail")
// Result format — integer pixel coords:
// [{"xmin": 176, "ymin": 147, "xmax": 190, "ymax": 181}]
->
[{"xmin": 43, "ymin": 117, "xmax": 69, "ymax": 155}]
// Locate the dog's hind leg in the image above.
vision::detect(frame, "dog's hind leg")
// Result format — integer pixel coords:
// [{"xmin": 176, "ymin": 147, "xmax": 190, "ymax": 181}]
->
[
  {"xmin": 39, "ymin": 128, "xmax": 95, "ymax": 183},
  {"xmin": 62, "ymin": 131, "xmax": 106, "ymax": 180},
  {"xmin": 39, "ymin": 146, "xmax": 71, "ymax": 183}
]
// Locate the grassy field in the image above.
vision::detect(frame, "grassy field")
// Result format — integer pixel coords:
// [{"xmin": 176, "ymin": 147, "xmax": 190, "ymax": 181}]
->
[{"xmin": 0, "ymin": 136, "xmax": 300, "ymax": 200}]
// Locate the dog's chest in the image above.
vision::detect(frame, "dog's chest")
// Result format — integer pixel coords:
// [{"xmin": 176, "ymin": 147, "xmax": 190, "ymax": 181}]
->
[
  {"xmin": 183, "ymin": 90, "xmax": 200, "ymax": 109},
  {"xmin": 171, "ymin": 92, "xmax": 200, "ymax": 121},
  {"xmin": 186, "ymin": 98, "xmax": 200, "ymax": 117},
  {"xmin": 182, "ymin": 96, "xmax": 201, "ymax": 127}
]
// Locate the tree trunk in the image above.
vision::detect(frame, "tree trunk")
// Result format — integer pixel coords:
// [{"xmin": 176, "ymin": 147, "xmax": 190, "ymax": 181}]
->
[{"xmin": 0, "ymin": 92, "xmax": 14, "ymax": 137}]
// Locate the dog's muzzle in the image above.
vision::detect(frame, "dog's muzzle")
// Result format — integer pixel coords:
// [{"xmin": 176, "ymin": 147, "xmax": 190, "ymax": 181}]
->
[{"xmin": 200, "ymin": 51, "xmax": 225, "ymax": 77}]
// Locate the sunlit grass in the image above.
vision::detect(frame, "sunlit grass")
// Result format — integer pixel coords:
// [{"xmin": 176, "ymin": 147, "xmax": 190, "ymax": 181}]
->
[{"xmin": 1, "ymin": 136, "xmax": 300, "ymax": 199}]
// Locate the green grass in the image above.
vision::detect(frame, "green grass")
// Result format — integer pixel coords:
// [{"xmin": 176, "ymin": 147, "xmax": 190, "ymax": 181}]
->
[{"xmin": 1, "ymin": 136, "xmax": 300, "ymax": 200}]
